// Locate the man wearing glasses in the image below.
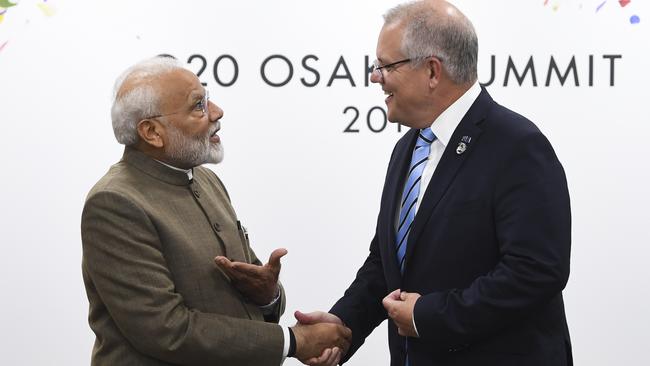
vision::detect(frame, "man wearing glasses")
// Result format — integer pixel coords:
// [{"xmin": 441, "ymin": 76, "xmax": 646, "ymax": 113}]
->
[
  {"xmin": 81, "ymin": 56, "xmax": 350, "ymax": 366},
  {"xmin": 297, "ymin": 1, "xmax": 572, "ymax": 365}
]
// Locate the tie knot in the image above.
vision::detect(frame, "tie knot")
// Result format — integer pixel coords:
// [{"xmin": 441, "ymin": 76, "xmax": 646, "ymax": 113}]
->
[{"xmin": 416, "ymin": 128, "xmax": 436, "ymax": 147}]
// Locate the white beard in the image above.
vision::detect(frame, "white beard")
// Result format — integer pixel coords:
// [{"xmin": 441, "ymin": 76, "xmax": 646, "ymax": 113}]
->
[{"xmin": 165, "ymin": 125, "xmax": 224, "ymax": 168}]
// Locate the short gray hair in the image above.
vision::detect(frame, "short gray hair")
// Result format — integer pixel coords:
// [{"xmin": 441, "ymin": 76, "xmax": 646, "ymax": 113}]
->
[
  {"xmin": 110, "ymin": 56, "xmax": 183, "ymax": 146},
  {"xmin": 384, "ymin": 1, "xmax": 478, "ymax": 85}
]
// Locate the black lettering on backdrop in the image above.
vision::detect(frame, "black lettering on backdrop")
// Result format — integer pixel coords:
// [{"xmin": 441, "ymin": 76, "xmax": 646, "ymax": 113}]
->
[
  {"xmin": 343, "ymin": 106, "xmax": 403, "ymax": 133},
  {"xmin": 301, "ymin": 55, "xmax": 320, "ymax": 87},
  {"xmin": 327, "ymin": 56, "xmax": 356, "ymax": 87},
  {"xmin": 504, "ymin": 56, "xmax": 537, "ymax": 87},
  {"xmin": 546, "ymin": 56, "xmax": 579, "ymax": 86},
  {"xmin": 603, "ymin": 54, "xmax": 622, "ymax": 86},
  {"xmin": 343, "ymin": 107, "xmax": 360, "ymax": 133},
  {"xmin": 261, "ymin": 55, "xmax": 294, "ymax": 87},
  {"xmin": 365, "ymin": 56, "xmax": 374, "ymax": 87},
  {"xmin": 367, "ymin": 106, "xmax": 388, "ymax": 133},
  {"xmin": 213, "ymin": 55, "xmax": 239, "ymax": 87},
  {"xmin": 589, "ymin": 55, "xmax": 594, "ymax": 86},
  {"xmin": 480, "ymin": 55, "xmax": 496, "ymax": 87},
  {"xmin": 187, "ymin": 54, "xmax": 208, "ymax": 86},
  {"xmin": 481, "ymin": 54, "xmax": 622, "ymax": 87}
]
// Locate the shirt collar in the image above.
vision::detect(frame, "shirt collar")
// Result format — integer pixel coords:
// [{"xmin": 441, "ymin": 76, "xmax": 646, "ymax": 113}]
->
[{"xmin": 428, "ymin": 81, "xmax": 481, "ymax": 147}]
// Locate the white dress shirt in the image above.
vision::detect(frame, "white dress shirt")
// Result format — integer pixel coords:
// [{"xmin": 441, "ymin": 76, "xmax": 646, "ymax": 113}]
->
[{"xmin": 417, "ymin": 81, "xmax": 481, "ymax": 211}]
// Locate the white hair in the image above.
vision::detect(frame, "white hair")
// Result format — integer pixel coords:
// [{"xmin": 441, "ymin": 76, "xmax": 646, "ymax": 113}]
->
[
  {"xmin": 110, "ymin": 56, "xmax": 184, "ymax": 146},
  {"xmin": 384, "ymin": 0, "xmax": 478, "ymax": 85}
]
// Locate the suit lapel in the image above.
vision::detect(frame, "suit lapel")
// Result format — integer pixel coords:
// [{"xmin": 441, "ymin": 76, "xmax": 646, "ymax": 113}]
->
[{"xmin": 404, "ymin": 89, "xmax": 493, "ymax": 270}]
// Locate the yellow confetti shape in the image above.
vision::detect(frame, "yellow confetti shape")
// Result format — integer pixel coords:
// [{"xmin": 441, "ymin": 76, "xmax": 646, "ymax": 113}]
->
[
  {"xmin": 37, "ymin": 3, "xmax": 56, "ymax": 17},
  {"xmin": 0, "ymin": 14, "xmax": 4, "ymax": 24}
]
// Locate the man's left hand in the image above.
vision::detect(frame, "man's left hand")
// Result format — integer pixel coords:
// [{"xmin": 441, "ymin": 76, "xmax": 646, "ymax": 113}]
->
[
  {"xmin": 382, "ymin": 289, "xmax": 421, "ymax": 337},
  {"xmin": 214, "ymin": 248, "xmax": 287, "ymax": 305}
]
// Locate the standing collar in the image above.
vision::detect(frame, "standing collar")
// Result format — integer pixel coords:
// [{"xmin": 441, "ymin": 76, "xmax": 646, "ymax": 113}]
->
[
  {"xmin": 154, "ymin": 159, "xmax": 194, "ymax": 181},
  {"xmin": 122, "ymin": 147, "xmax": 194, "ymax": 186},
  {"xmin": 428, "ymin": 81, "xmax": 481, "ymax": 147}
]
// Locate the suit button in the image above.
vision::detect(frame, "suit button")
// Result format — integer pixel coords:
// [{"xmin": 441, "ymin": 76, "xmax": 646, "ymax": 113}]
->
[{"xmin": 212, "ymin": 223, "xmax": 221, "ymax": 232}]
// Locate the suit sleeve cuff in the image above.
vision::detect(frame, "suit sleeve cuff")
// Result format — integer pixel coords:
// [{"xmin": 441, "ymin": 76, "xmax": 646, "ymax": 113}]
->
[{"xmin": 259, "ymin": 288, "xmax": 281, "ymax": 316}]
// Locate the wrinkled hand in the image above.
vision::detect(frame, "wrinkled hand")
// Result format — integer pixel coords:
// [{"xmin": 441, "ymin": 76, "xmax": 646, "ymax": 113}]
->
[
  {"xmin": 294, "ymin": 311, "xmax": 346, "ymax": 365},
  {"xmin": 382, "ymin": 289, "xmax": 421, "ymax": 337},
  {"xmin": 291, "ymin": 322, "xmax": 351, "ymax": 364},
  {"xmin": 214, "ymin": 248, "xmax": 287, "ymax": 305}
]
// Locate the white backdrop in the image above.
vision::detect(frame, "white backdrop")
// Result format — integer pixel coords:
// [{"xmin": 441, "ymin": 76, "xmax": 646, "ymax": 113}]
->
[{"xmin": 1, "ymin": 0, "xmax": 649, "ymax": 365}]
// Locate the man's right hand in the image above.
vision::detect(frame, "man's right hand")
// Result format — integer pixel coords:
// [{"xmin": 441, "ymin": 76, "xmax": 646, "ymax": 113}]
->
[{"xmin": 290, "ymin": 321, "xmax": 351, "ymax": 365}]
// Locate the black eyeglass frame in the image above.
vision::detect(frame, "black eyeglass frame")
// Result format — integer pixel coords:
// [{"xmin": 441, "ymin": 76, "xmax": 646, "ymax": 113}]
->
[{"xmin": 371, "ymin": 55, "xmax": 442, "ymax": 82}]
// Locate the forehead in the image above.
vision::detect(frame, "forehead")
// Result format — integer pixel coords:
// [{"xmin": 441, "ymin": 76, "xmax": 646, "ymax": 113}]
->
[
  {"xmin": 377, "ymin": 22, "xmax": 405, "ymax": 61},
  {"xmin": 156, "ymin": 69, "xmax": 203, "ymax": 105}
]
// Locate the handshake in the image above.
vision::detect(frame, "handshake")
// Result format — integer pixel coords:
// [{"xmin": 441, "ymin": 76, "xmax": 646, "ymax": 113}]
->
[
  {"xmin": 290, "ymin": 311, "xmax": 351, "ymax": 366},
  {"xmin": 215, "ymin": 250, "xmax": 352, "ymax": 365}
]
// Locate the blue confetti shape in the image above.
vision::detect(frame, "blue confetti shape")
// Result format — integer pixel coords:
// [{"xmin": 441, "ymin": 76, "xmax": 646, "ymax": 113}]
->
[{"xmin": 630, "ymin": 15, "xmax": 640, "ymax": 24}]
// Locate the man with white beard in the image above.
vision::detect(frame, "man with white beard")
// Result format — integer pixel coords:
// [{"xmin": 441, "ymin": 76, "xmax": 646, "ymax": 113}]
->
[{"xmin": 80, "ymin": 56, "xmax": 351, "ymax": 366}]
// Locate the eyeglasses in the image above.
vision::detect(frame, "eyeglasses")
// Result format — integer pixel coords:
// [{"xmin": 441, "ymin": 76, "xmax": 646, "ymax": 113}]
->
[
  {"xmin": 146, "ymin": 89, "xmax": 210, "ymax": 120},
  {"xmin": 371, "ymin": 55, "xmax": 442, "ymax": 83},
  {"xmin": 371, "ymin": 58, "xmax": 412, "ymax": 83}
]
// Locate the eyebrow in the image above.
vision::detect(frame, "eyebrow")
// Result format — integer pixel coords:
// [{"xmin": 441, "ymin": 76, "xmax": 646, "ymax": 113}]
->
[{"xmin": 187, "ymin": 90, "xmax": 205, "ymax": 103}]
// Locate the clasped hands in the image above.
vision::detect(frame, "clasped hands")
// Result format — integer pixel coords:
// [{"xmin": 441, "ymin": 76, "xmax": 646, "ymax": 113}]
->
[
  {"xmin": 214, "ymin": 249, "xmax": 352, "ymax": 365},
  {"xmin": 293, "ymin": 289, "xmax": 420, "ymax": 365},
  {"xmin": 214, "ymin": 249, "xmax": 419, "ymax": 364}
]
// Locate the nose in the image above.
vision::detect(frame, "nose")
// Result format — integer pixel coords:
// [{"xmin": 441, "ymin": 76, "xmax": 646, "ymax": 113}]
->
[
  {"xmin": 208, "ymin": 100, "xmax": 223, "ymax": 122},
  {"xmin": 370, "ymin": 69, "xmax": 382, "ymax": 84}
]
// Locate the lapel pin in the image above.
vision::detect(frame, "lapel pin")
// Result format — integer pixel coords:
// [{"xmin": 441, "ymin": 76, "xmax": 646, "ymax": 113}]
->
[
  {"xmin": 456, "ymin": 142, "xmax": 467, "ymax": 155},
  {"xmin": 457, "ymin": 136, "xmax": 471, "ymax": 155}
]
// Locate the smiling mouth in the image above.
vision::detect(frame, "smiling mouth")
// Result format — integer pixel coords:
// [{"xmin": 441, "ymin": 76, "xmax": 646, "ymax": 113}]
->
[{"xmin": 384, "ymin": 90, "xmax": 394, "ymax": 104}]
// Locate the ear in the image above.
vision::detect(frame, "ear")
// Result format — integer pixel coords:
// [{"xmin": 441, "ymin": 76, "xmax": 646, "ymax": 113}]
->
[
  {"xmin": 427, "ymin": 57, "xmax": 443, "ymax": 89},
  {"xmin": 136, "ymin": 119, "xmax": 165, "ymax": 148}
]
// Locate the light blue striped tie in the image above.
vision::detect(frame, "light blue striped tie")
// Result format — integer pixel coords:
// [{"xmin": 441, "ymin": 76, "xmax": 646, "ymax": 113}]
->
[{"xmin": 395, "ymin": 128, "xmax": 435, "ymax": 274}]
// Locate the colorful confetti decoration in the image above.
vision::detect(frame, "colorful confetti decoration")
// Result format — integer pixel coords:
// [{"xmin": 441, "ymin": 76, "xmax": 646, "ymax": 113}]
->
[
  {"xmin": 0, "ymin": 40, "xmax": 8, "ymax": 53},
  {"xmin": 0, "ymin": 0, "xmax": 17, "ymax": 8},
  {"xmin": 543, "ymin": 0, "xmax": 640, "ymax": 26}
]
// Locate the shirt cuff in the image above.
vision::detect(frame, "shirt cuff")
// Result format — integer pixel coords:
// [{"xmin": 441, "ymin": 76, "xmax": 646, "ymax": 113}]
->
[
  {"xmin": 281, "ymin": 326, "xmax": 290, "ymax": 362},
  {"xmin": 258, "ymin": 287, "xmax": 281, "ymax": 316},
  {"xmin": 412, "ymin": 300, "xmax": 420, "ymax": 337}
]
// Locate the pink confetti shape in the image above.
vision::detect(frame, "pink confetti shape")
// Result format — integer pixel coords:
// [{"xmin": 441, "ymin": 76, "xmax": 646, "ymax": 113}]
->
[
  {"xmin": 0, "ymin": 41, "xmax": 8, "ymax": 53},
  {"xmin": 619, "ymin": 0, "xmax": 630, "ymax": 7},
  {"xmin": 544, "ymin": 0, "xmax": 549, "ymax": 5}
]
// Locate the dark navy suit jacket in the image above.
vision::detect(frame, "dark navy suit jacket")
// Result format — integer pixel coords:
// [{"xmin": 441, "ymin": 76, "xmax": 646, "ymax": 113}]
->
[{"xmin": 330, "ymin": 89, "xmax": 572, "ymax": 366}]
